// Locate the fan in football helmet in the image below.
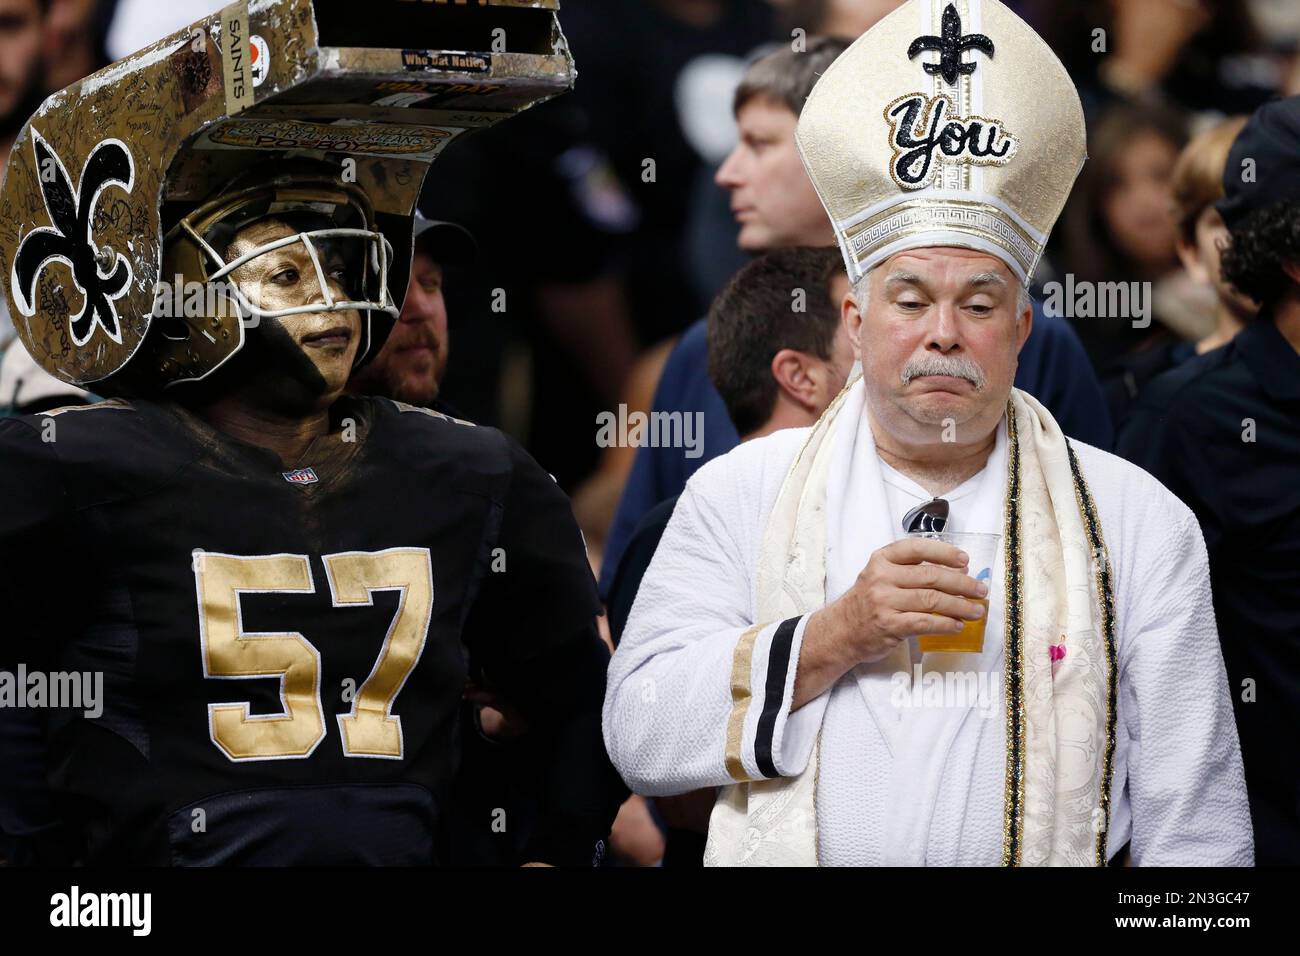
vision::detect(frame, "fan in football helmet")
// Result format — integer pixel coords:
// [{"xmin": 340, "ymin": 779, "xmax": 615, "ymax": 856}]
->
[{"xmin": 143, "ymin": 161, "xmax": 398, "ymax": 387}]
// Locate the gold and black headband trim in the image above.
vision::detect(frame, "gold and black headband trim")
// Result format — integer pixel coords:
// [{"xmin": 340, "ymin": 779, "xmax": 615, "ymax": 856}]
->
[{"xmin": 842, "ymin": 198, "xmax": 1039, "ymax": 280}]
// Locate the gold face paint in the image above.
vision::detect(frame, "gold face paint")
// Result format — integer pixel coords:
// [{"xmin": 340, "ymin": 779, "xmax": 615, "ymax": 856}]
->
[{"xmin": 227, "ymin": 218, "xmax": 363, "ymax": 394}]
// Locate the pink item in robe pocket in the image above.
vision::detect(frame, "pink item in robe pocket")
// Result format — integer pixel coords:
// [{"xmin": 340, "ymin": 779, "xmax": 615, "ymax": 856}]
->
[{"xmin": 1050, "ymin": 643, "xmax": 1066, "ymax": 678}]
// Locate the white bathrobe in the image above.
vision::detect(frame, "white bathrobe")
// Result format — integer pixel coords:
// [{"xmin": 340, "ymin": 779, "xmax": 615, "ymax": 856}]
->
[{"xmin": 603, "ymin": 385, "xmax": 1254, "ymax": 866}]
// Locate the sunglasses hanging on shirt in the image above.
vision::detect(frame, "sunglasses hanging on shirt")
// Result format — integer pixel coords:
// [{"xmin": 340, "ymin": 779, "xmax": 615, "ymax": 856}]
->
[{"xmin": 903, "ymin": 497, "xmax": 949, "ymax": 534}]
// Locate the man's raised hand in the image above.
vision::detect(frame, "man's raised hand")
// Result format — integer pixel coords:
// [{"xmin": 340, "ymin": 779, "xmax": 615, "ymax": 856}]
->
[{"xmin": 793, "ymin": 538, "xmax": 988, "ymax": 711}]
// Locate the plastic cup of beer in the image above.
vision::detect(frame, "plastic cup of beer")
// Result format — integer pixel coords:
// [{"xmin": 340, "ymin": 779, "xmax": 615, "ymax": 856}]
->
[{"xmin": 905, "ymin": 530, "xmax": 999, "ymax": 654}]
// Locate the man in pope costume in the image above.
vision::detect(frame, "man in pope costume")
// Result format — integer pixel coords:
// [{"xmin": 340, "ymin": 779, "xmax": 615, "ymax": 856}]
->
[{"xmin": 602, "ymin": 0, "xmax": 1253, "ymax": 866}]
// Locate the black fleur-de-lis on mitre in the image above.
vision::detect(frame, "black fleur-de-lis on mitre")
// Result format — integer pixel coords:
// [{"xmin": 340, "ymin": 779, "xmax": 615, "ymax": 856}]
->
[
  {"xmin": 907, "ymin": 3, "xmax": 995, "ymax": 85},
  {"xmin": 12, "ymin": 131, "xmax": 134, "ymax": 346}
]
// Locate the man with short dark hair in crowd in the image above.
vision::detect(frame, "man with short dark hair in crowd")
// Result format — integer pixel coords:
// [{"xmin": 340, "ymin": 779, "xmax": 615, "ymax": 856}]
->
[
  {"xmin": 609, "ymin": 246, "xmax": 853, "ymax": 643},
  {"xmin": 707, "ymin": 246, "xmax": 854, "ymax": 440},
  {"xmin": 1118, "ymin": 95, "xmax": 1300, "ymax": 865},
  {"xmin": 599, "ymin": 36, "xmax": 1114, "ymax": 603}
]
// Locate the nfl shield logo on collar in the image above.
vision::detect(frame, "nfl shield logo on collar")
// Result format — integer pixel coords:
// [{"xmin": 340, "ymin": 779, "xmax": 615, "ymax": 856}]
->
[{"xmin": 282, "ymin": 467, "xmax": 319, "ymax": 486}]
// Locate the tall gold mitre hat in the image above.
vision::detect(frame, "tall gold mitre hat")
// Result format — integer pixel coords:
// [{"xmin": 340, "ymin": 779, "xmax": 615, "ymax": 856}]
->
[{"xmin": 796, "ymin": 0, "xmax": 1086, "ymax": 285}]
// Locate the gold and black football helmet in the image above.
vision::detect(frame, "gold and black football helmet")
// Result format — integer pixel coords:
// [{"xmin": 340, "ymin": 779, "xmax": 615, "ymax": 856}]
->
[
  {"xmin": 0, "ymin": 0, "xmax": 576, "ymax": 394},
  {"xmin": 143, "ymin": 162, "xmax": 398, "ymax": 385}
]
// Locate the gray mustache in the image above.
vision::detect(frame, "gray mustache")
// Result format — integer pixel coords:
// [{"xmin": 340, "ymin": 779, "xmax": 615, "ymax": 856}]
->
[{"xmin": 900, "ymin": 354, "xmax": 987, "ymax": 390}]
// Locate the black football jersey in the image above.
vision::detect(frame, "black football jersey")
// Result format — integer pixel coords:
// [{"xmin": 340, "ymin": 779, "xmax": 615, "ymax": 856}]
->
[{"xmin": 0, "ymin": 395, "xmax": 622, "ymax": 865}]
